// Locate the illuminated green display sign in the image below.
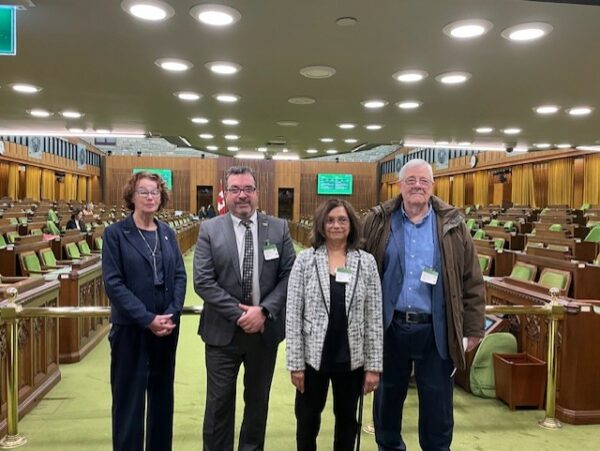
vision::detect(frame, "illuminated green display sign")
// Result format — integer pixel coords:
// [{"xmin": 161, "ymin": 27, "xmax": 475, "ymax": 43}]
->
[{"xmin": 0, "ymin": 7, "xmax": 16, "ymax": 56}]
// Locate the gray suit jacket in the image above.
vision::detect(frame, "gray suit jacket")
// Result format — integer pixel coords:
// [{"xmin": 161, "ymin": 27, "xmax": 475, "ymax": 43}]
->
[
  {"xmin": 286, "ymin": 246, "xmax": 383, "ymax": 372},
  {"xmin": 194, "ymin": 212, "xmax": 296, "ymax": 347}
]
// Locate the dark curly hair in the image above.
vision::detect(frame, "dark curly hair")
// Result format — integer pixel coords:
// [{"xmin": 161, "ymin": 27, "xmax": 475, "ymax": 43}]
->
[
  {"xmin": 122, "ymin": 171, "xmax": 170, "ymax": 211},
  {"xmin": 310, "ymin": 198, "xmax": 362, "ymax": 250}
]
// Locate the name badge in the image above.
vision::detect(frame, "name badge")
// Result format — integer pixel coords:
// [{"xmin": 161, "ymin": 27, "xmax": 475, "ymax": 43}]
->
[
  {"xmin": 420, "ymin": 267, "xmax": 438, "ymax": 285},
  {"xmin": 263, "ymin": 244, "xmax": 279, "ymax": 260},
  {"xmin": 335, "ymin": 267, "xmax": 352, "ymax": 283}
]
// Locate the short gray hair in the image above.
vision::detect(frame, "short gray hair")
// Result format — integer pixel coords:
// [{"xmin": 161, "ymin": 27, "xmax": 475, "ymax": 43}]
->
[{"xmin": 398, "ymin": 158, "xmax": 433, "ymax": 181}]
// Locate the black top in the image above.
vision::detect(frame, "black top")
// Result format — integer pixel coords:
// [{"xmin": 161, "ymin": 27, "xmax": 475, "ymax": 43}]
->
[
  {"xmin": 139, "ymin": 228, "xmax": 164, "ymax": 287},
  {"xmin": 320, "ymin": 274, "xmax": 351, "ymax": 372}
]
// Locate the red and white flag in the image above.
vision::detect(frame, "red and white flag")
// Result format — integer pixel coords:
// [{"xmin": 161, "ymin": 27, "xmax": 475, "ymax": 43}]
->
[{"xmin": 217, "ymin": 180, "xmax": 227, "ymax": 215}]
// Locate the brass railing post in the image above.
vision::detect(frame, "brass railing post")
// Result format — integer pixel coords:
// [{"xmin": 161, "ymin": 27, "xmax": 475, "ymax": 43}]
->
[
  {"xmin": 538, "ymin": 287, "xmax": 563, "ymax": 430},
  {"xmin": 0, "ymin": 288, "xmax": 27, "ymax": 449}
]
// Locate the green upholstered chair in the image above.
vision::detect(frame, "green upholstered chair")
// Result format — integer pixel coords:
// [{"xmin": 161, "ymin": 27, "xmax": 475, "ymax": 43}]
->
[
  {"xmin": 48, "ymin": 209, "xmax": 59, "ymax": 222},
  {"xmin": 6, "ymin": 231, "xmax": 19, "ymax": 244},
  {"xmin": 85, "ymin": 222, "xmax": 93, "ymax": 232},
  {"xmin": 470, "ymin": 333, "xmax": 518, "ymax": 398},
  {"xmin": 0, "ymin": 234, "xmax": 6, "ymax": 249},
  {"xmin": 538, "ymin": 268, "xmax": 571, "ymax": 292},
  {"xmin": 77, "ymin": 240, "xmax": 92, "ymax": 256},
  {"xmin": 493, "ymin": 238, "xmax": 505, "ymax": 251},
  {"xmin": 8, "ymin": 218, "xmax": 18, "ymax": 225},
  {"xmin": 594, "ymin": 253, "xmax": 600, "ymax": 266},
  {"xmin": 38, "ymin": 248, "xmax": 68, "ymax": 269},
  {"xmin": 584, "ymin": 226, "xmax": 600, "ymax": 242},
  {"xmin": 541, "ymin": 207, "xmax": 550, "ymax": 215},
  {"xmin": 548, "ymin": 223, "xmax": 562, "ymax": 232},
  {"xmin": 503, "ymin": 220, "xmax": 514, "ymax": 232},
  {"xmin": 478, "ymin": 255, "xmax": 492, "ymax": 275},
  {"xmin": 18, "ymin": 217, "xmax": 28, "ymax": 225},
  {"xmin": 95, "ymin": 237, "xmax": 103, "ymax": 251},
  {"xmin": 465, "ymin": 207, "xmax": 472, "ymax": 215},
  {"xmin": 30, "ymin": 228, "xmax": 42, "ymax": 236},
  {"xmin": 466, "ymin": 218, "xmax": 476, "ymax": 230},
  {"xmin": 581, "ymin": 203, "xmax": 590, "ymax": 211},
  {"xmin": 509, "ymin": 262, "xmax": 537, "ymax": 281},
  {"xmin": 65, "ymin": 242, "xmax": 82, "ymax": 259},
  {"xmin": 46, "ymin": 220, "xmax": 61, "ymax": 236},
  {"xmin": 19, "ymin": 251, "xmax": 49, "ymax": 277},
  {"xmin": 473, "ymin": 229, "xmax": 486, "ymax": 240},
  {"xmin": 489, "ymin": 219, "xmax": 500, "ymax": 227}
]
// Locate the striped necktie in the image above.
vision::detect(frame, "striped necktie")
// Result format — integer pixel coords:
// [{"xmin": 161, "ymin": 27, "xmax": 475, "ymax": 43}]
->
[{"xmin": 241, "ymin": 219, "xmax": 253, "ymax": 305}]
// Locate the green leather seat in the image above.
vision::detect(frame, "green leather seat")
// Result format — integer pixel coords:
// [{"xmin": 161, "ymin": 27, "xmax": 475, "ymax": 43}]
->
[
  {"xmin": 470, "ymin": 333, "xmax": 518, "ymax": 398},
  {"xmin": 509, "ymin": 262, "xmax": 537, "ymax": 281},
  {"xmin": 466, "ymin": 218, "xmax": 476, "ymax": 230},
  {"xmin": 46, "ymin": 220, "xmax": 61, "ymax": 235},
  {"xmin": 584, "ymin": 226, "xmax": 600, "ymax": 243},
  {"xmin": 539, "ymin": 268, "xmax": 570, "ymax": 291},
  {"xmin": 489, "ymin": 219, "xmax": 500, "ymax": 227},
  {"xmin": 473, "ymin": 229, "xmax": 485, "ymax": 240},
  {"xmin": 548, "ymin": 223, "xmax": 562, "ymax": 232},
  {"xmin": 0, "ymin": 234, "xmax": 6, "ymax": 249},
  {"xmin": 478, "ymin": 255, "xmax": 492, "ymax": 275},
  {"xmin": 65, "ymin": 242, "xmax": 82, "ymax": 259},
  {"xmin": 503, "ymin": 220, "xmax": 514, "ymax": 232},
  {"xmin": 493, "ymin": 238, "xmax": 505, "ymax": 251},
  {"xmin": 77, "ymin": 240, "xmax": 92, "ymax": 256}
]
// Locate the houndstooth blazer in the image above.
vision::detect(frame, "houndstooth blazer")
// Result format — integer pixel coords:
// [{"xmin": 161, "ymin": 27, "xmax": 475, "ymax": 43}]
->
[{"xmin": 286, "ymin": 245, "xmax": 383, "ymax": 372}]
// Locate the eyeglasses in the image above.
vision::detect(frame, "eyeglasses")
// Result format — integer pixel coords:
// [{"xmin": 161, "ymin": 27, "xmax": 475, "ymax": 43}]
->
[
  {"xmin": 136, "ymin": 189, "xmax": 161, "ymax": 197},
  {"xmin": 227, "ymin": 186, "xmax": 256, "ymax": 195},
  {"xmin": 402, "ymin": 177, "xmax": 433, "ymax": 187},
  {"xmin": 326, "ymin": 216, "xmax": 350, "ymax": 226}
]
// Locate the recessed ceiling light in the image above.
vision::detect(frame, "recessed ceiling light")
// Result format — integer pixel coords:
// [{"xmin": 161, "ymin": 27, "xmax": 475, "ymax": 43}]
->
[
  {"xmin": 396, "ymin": 101, "xmax": 422, "ymax": 110},
  {"xmin": 475, "ymin": 126, "xmax": 494, "ymax": 133},
  {"xmin": 326, "ymin": 149, "xmax": 338, "ymax": 154},
  {"xmin": 299, "ymin": 65, "xmax": 336, "ymax": 79},
  {"xmin": 502, "ymin": 22, "xmax": 553, "ymax": 42},
  {"xmin": 68, "ymin": 128, "xmax": 84, "ymax": 133},
  {"xmin": 443, "ymin": 19, "xmax": 493, "ymax": 39},
  {"xmin": 205, "ymin": 61, "xmax": 241, "ymax": 75},
  {"xmin": 458, "ymin": 141, "xmax": 472, "ymax": 146},
  {"xmin": 435, "ymin": 141, "xmax": 450, "ymax": 145},
  {"xmin": 11, "ymin": 83, "xmax": 42, "ymax": 94},
  {"xmin": 29, "ymin": 109, "xmax": 52, "ymax": 118},
  {"xmin": 306, "ymin": 149, "xmax": 319, "ymax": 154},
  {"xmin": 206, "ymin": 145, "xmax": 218, "ymax": 151},
  {"xmin": 121, "ymin": 0, "xmax": 175, "ymax": 22},
  {"xmin": 191, "ymin": 117, "xmax": 210, "ymax": 124},
  {"xmin": 344, "ymin": 138, "xmax": 358, "ymax": 144},
  {"xmin": 393, "ymin": 70, "xmax": 428, "ymax": 83},
  {"xmin": 288, "ymin": 96, "xmax": 316, "ymax": 105},
  {"xmin": 60, "ymin": 110, "xmax": 83, "ymax": 119},
  {"xmin": 277, "ymin": 120, "xmax": 299, "ymax": 126},
  {"xmin": 336, "ymin": 16, "xmax": 358, "ymax": 27},
  {"xmin": 534, "ymin": 105, "xmax": 560, "ymax": 115},
  {"xmin": 95, "ymin": 129, "xmax": 111, "ymax": 134},
  {"xmin": 214, "ymin": 93, "xmax": 240, "ymax": 103},
  {"xmin": 503, "ymin": 128, "xmax": 522, "ymax": 135},
  {"xmin": 567, "ymin": 106, "xmax": 593, "ymax": 116},
  {"xmin": 227, "ymin": 146, "xmax": 239, "ymax": 151},
  {"xmin": 436, "ymin": 71, "xmax": 471, "ymax": 85},
  {"xmin": 557, "ymin": 143, "xmax": 572, "ymax": 149},
  {"xmin": 320, "ymin": 138, "xmax": 334, "ymax": 143},
  {"xmin": 155, "ymin": 58, "xmax": 193, "ymax": 72},
  {"xmin": 190, "ymin": 4, "xmax": 241, "ymax": 26},
  {"xmin": 365, "ymin": 124, "xmax": 383, "ymax": 130},
  {"xmin": 221, "ymin": 119, "xmax": 239, "ymax": 125},
  {"xmin": 257, "ymin": 147, "xmax": 268, "ymax": 152},
  {"xmin": 199, "ymin": 133, "xmax": 214, "ymax": 139},
  {"xmin": 224, "ymin": 134, "xmax": 239, "ymax": 140},
  {"xmin": 338, "ymin": 123, "xmax": 356, "ymax": 129},
  {"xmin": 175, "ymin": 91, "xmax": 201, "ymax": 101},
  {"xmin": 361, "ymin": 99, "xmax": 388, "ymax": 109},
  {"xmin": 534, "ymin": 143, "xmax": 551, "ymax": 149}
]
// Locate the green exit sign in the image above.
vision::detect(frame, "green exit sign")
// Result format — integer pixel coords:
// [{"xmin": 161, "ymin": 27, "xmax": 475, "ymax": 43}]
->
[{"xmin": 0, "ymin": 6, "xmax": 16, "ymax": 56}]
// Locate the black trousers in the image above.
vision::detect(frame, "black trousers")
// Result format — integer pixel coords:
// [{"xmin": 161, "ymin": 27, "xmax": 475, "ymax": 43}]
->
[
  {"xmin": 110, "ymin": 324, "xmax": 179, "ymax": 451},
  {"xmin": 203, "ymin": 329, "xmax": 279, "ymax": 451},
  {"xmin": 374, "ymin": 322, "xmax": 454, "ymax": 451},
  {"xmin": 295, "ymin": 365, "xmax": 363, "ymax": 451}
]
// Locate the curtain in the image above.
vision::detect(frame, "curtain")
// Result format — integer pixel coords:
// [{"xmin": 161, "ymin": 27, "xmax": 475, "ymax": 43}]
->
[
  {"xmin": 533, "ymin": 162, "xmax": 548, "ymax": 208},
  {"xmin": 25, "ymin": 165, "xmax": 42, "ymax": 201},
  {"xmin": 0, "ymin": 160, "xmax": 9, "ymax": 198},
  {"xmin": 583, "ymin": 154, "xmax": 600, "ymax": 205},
  {"xmin": 473, "ymin": 170, "xmax": 489, "ymax": 207},
  {"xmin": 547, "ymin": 159, "xmax": 574, "ymax": 206},
  {"xmin": 452, "ymin": 174, "xmax": 465, "ymax": 208},
  {"xmin": 511, "ymin": 164, "xmax": 536, "ymax": 207},
  {"xmin": 77, "ymin": 176, "xmax": 87, "ymax": 202},
  {"xmin": 435, "ymin": 176, "xmax": 451, "ymax": 203},
  {"xmin": 7, "ymin": 162, "xmax": 19, "ymax": 200},
  {"xmin": 65, "ymin": 173, "xmax": 77, "ymax": 201},
  {"xmin": 41, "ymin": 169, "xmax": 56, "ymax": 200}
]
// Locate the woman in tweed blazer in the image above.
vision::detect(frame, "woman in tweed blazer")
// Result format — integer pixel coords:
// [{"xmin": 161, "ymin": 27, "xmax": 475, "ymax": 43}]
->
[{"xmin": 286, "ymin": 199, "xmax": 383, "ymax": 451}]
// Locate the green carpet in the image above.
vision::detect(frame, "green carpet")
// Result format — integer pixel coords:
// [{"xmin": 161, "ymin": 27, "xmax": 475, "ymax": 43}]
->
[{"xmin": 17, "ymin": 251, "xmax": 600, "ymax": 450}]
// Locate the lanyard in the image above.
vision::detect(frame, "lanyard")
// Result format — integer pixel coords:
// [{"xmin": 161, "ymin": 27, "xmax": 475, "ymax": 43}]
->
[{"xmin": 137, "ymin": 227, "xmax": 159, "ymax": 278}]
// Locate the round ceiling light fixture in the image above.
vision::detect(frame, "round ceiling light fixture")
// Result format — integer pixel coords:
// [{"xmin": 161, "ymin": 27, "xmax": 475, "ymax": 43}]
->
[
  {"xmin": 475, "ymin": 126, "xmax": 494, "ymax": 134},
  {"xmin": 534, "ymin": 105, "xmax": 560, "ymax": 115},
  {"xmin": 501, "ymin": 22, "xmax": 553, "ymax": 42},
  {"xmin": 174, "ymin": 91, "xmax": 201, "ymax": 101},
  {"xmin": 288, "ymin": 96, "xmax": 316, "ymax": 105},
  {"xmin": 393, "ymin": 70, "xmax": 428, "ymax": 83},
  {"xmin": 435, "ymin": 71, "xmax": 472, "ymax": 85},
  {"xmin": 205, "ymin": 61, "xmax": 241, "ymax": 75},
  {"xmin": 214, "ymin": 93, "xmax": 240, "ymax": 103},
  {"xmin": 443, "ymin": 19, "xmax": 493, "ymax": 39},
  {"xmin": 361, "ymin": 99, "xmax": 388, "ymax": 109},
  {"xmin": 11, "ymin": 83, "xmax": 42, "ymax": 94},
  {"xmin": 396, "ymin": 101, "xmax": 422, "ymax": 110},
  {"xmin": 190, "ymin": 4, "xmax": 241, "ymax": 26},
  {"xmin": 299, "ymin": 65, "xmax": 336, "ymax": 79},
  {"xmin": 121, "ymin": 0, "xmax": 175, "ymax": 22},
  {"xmin": 155, "ymin": 58, "xmax": 193, "ymax": 72}
]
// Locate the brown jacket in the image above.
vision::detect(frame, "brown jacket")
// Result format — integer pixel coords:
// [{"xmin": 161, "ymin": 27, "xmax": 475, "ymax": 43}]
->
[{"xmin": 362, "ymin": 195, "xmax": 485, "ymax": 369}]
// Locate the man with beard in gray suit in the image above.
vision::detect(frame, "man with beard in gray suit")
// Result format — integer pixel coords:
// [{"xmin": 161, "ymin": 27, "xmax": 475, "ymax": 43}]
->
[{"xmin": 194, "ymin": 166, "xmax": 296, "ymax": 451}]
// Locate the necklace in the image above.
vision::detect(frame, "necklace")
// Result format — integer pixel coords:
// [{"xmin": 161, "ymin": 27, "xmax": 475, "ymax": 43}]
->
[{"xmin": 137, "ymin": 226, "xmax": 159, "ymax": 278}]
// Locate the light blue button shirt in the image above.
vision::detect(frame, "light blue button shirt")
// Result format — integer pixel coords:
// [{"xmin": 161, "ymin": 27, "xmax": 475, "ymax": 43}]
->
[{"xmin": 396, "ymin": 204, "xmax": 435, "ymax": 314}]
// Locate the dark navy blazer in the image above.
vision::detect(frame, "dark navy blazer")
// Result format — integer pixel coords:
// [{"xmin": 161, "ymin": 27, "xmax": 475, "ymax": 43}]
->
[{"xmin": 102, "ymin": 214, "xmax": 187, "ymax": 328}]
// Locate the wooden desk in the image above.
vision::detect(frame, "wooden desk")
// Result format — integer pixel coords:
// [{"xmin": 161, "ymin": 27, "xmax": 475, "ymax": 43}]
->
[
  {"xmin": 485, "ymin": 277, "xmax": 600, "ymax": 424},
  {"xmin": 484, "ymin": 228, "xmax": 526, "ymax": 251}
]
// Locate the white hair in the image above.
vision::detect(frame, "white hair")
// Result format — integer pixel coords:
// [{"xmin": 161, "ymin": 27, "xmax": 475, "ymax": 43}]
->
[{"xmin": 398, "ymin": 158, "xmax": 433, "ymax": 181}]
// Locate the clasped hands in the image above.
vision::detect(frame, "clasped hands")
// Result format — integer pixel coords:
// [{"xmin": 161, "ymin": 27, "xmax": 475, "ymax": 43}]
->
[
  {"xmin": 236, "ymin": 304, "xmax": 266, "ymax": 333},
  {"xmin": 148, "ymin": 314, "xmax": 176, "ymax": 337}
]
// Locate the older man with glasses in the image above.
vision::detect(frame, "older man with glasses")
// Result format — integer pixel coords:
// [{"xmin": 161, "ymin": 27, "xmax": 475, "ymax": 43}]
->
[{"xmin": 362, "ymin": 158, "xmax": 485, "ymax": 451}]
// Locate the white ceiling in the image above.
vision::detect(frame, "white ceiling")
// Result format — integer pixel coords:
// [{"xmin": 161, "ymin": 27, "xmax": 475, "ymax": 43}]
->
[{"xmin": 1, "ymin": 0, "xmax": 600, "ymax": 158}]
